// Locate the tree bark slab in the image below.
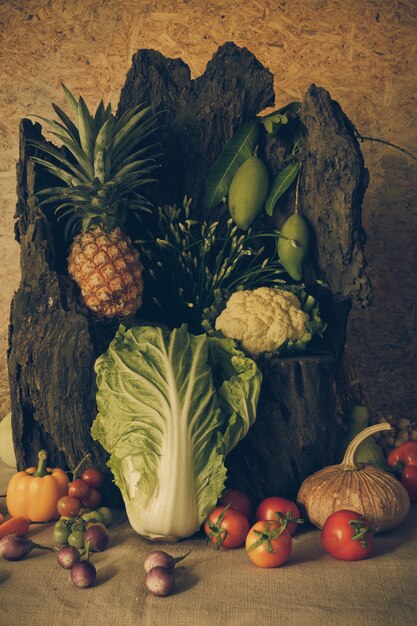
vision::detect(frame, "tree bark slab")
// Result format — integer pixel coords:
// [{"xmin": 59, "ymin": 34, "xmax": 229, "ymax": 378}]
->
[
  {"xmin": 8, "ymin": 43, "xmax": 370, "ymax": 504},
  {"xmin": 226, "ymin": 354, "xmax": 336, "ymax": 502}
]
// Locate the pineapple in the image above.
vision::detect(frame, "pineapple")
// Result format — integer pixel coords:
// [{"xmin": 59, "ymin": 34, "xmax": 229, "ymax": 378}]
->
[{"xmin": 30, "ymin": 85, "xmax": 160, "ymax": 318}]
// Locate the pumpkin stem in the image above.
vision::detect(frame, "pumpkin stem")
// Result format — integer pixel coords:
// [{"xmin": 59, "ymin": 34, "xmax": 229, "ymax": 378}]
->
[{"xmin": 340, "ymin": 423, "xmax": 392, "ymax": 470}]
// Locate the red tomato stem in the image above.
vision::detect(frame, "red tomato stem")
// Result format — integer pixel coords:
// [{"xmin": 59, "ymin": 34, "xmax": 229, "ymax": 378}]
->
[
  {"xmin": 205, "ymin": 504, "xmax": 231, "ymax": 548},
  {"xmin": 71, "ymin": 453, "xmax": 92, "ymax": 481}
]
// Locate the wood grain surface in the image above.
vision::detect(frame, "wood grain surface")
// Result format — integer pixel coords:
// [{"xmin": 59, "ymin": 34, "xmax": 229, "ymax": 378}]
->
[{"xmin": 1, "ymin": 0, "xmax": 416, "ymax": 424}]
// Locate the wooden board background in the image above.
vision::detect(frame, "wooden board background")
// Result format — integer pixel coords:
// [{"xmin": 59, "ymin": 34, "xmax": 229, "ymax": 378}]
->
[{"xmin": 0, "ymin": 0, "xmax": 416, "ymax": 424}]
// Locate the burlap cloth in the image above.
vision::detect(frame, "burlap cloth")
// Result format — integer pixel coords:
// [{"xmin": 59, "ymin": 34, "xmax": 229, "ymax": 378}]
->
[{"xmin": 1, "ymin": 460, "xmax": 416, "ymax": 626}]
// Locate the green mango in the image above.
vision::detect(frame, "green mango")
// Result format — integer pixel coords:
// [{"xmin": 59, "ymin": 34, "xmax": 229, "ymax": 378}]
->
[
  {"xmin": 338, "ymin": 405, "xmax": 386, "ymax": 467},
  {"xmin": 228, "ymin": 156, "xmax": 269, "ymax": 230},
  {"xmin": 277, "ymin": 214, "xmax": 310, "ymax": 281}
]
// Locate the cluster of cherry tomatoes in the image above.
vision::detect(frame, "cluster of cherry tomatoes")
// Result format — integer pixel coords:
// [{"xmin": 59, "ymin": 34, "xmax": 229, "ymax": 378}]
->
[
  {"xmin": 56, "ymin": 467, "xmax": 104, "ymax": 519},
  {"xmin": 204, "ymin": 489, "xmax": 375, "ymax": 567}
]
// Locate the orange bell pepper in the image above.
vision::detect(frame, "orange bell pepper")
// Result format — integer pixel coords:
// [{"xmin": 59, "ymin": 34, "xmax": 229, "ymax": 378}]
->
[{"xmin": 6, "ymin": 449, "xmax": 69, "ymax": 522}]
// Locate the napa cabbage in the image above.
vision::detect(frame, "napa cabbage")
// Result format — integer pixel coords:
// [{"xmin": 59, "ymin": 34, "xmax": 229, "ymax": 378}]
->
[{"xmin": 91, "ymin": 324, "xmax": 262, "ymax": 540}]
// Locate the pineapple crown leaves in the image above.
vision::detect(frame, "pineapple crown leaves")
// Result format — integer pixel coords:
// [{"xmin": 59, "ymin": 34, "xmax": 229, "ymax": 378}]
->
[{"xmin": 28, "ymin": 84, "xmax": 162, "ymax": 236}]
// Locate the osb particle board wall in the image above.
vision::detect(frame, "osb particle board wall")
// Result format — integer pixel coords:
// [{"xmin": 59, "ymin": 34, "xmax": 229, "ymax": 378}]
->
[{"xmin": 0, "ymin": 0, "xmax": 416, "ymax": 422}]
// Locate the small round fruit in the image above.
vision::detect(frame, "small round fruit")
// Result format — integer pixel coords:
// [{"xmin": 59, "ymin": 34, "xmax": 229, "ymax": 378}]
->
[
  {"xmin": 81, "ymin": 510, "xmax": 103, "ymax": 525},
  {"xmin": 71, "ymin": 560, "xmax": 96, "ymax": 588},
  {"xmin": 81, "ymin": 468, "xmax": 104, "ymax": 489},
  {"xmin": 97, "ymin": 507, "xmax": 113, "ymax": 527},
  {"xmin": 57, "ymin": 496, "xmax": 82, "ymax": 518},
  {"xmin": 81, "ymin": 488, "xmax": 102, "ymax": 509},
  {"xmin": 68, "ymin": 479, "xmax": 91, "ymax": 500},
  {"xmin": 68, "ymin": 531, "xmax": 85, "ymax": 550},
  {"xmin": 145, "ymin": 566, "xmax": 175, "ymax": 596},
  {"xmin": 255, "ymin": 496, "xmax": 302, "ymax": 536},
  {"xmin": 56, "ymin": 545, "xmax": 81, "ymax": 569},
  {"xmin": 53, "ymin": 524, "xmax": 71, "ymax": 545},
  {"xmin": 84, "ymin": 524, "xmax": 109, "ymax": 551},
  {"xmin": 321, "ymin": 510, "xmax": 374, "ymax": 561},
  {"xmin": 218, "ymin": 489, "xmax": 253, "ymax": 521},
  {"xmin": 246, "ymin": 520, "xmax": 292, "ymax": 568},
  {"xmin": 204, "ymin": 506, "xmax": 250, "ymax": 549}
]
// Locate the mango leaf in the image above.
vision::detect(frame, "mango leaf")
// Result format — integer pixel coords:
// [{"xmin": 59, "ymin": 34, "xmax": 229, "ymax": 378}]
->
[
  {"xmin": 204, "ymin": 120, "xmax": 259, "ymax": 211},
  {"xmin": 259, "ymin": 112, "xmax": 288, "ymax": 135},
  {"xmin": 265, "ymin": 161, "xmax": 301, "ymax": 216},
  {"xmin": 258, "ymin": 101, "xmax": 302, "ymax": 136}
]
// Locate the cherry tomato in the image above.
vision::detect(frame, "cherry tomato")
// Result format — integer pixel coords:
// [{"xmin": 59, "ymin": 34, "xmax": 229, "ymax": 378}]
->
[
  {"xmin": 321, "ymin": 510, "xmax": 374, "ymax": 561},
  {"xmin": 97, "ymin": 506, "xmax": 113, "ymax": 527},
  {"xmin": 81, "ymin": 468, "xmax": 104, "ymax": 489},
  {"xmin": 68, "ymin": 530, "xmax": 85, "ymax": 549},
  {"xmin": 57, "ymin": 496, "xmax": 82, "ymax": 518},
  {"xmin": 204, "ymin": 505, "xmax": 250, "ymax": 549},
  {"xmin": 68, "ymin": 479, "xmax": 91, "ymax": 500},
  {"xmin": 255, "ymin": 496, "xmax": 303, "ymax": 536},
  {"xmin": 245, "ymin": 520, "xmax": 292, "ymax": 568},
  {"xmin": 81, "ymin": 488, "xmax": 102, "ymax": 509},
  {"xmin": 387, "ymin": 442, "xmax": 417, "ymax": 502},
  {"xmin": 53, "ymin": 524, "xmax": 71, "ymax": 545},
  {"xmin": 218, "ymin": 489, "xmax": 253, "ymax": 520}
]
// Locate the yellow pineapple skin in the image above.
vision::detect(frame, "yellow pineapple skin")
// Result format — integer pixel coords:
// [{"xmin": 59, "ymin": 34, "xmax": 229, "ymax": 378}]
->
[{"xmin": 68, "ymin": 226, "xmax": 144, "ymax": 318}]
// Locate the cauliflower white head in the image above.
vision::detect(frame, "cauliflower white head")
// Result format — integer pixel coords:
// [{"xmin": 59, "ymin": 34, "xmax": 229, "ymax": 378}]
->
[{"xmin": 214, "ymin": 287, "xmax": 309, "ymax": 357}]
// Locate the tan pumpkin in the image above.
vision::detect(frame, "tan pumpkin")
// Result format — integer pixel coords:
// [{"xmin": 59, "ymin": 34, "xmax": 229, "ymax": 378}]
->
[{"xmin": 297, "ymin": 423, "xmax": 410, "ymax": 533}]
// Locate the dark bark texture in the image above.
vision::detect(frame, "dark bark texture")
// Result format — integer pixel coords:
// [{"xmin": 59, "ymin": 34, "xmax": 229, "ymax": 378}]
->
[
  {"xmin": 226, "ymin": 354, "xmax": 336, "ymax": 501},
  {"xmin": 8, "ymin": 43, "xmax": 370, "ymax": 504}
]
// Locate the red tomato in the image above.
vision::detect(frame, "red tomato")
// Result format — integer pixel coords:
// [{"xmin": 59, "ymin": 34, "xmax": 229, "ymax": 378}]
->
[
  {"xmin": 218, "ymin": 489, "xmax": 253, "ymax": 520},
  {"xmin": 387, "ymin": 442, "xmax": 417, "ymax": 502},
  {"xmin": 204, "ymin": 505, "xmax": 250, "ymax": 549},
  {"xmin": 255, "ymin": 496, "xmax": 303, "ymax": 536},
  {"xmin": 321, "ymin": 510, "xmax": 374, "ymax": 561},
  {"xmin": 57, "ymin": 495, "xmax": 82, "ymax": 518},
  {"xmin": 81, "ymin": 488, "xmax": 102, "ymax": 509},
  {"xmin": 81, "ymin": 468, "xmax": 104, "ymax": 489},
  {"xmin": 68, "ymin": 479, "xmax": 91, "ymax": 500},
  {"xmin": 245, "ymin": 520, "xmax": 292, "ymax": 568}
]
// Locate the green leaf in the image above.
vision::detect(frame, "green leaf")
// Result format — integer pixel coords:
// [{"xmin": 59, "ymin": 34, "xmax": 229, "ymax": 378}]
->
[
  {"xmin": 265, "ymin": 161, "xmax": 301, "ymax": 216},
  {"xmin": 204, "ymin": 120, "xmax": 259, "ymax": 211},
  {"xmin": 258, "ymin": 102, "xmax": 302, "ymax": 136},
  {"xmin": 30, "ymin": 156, "xmax": 82, "ymax": 186},
  {"xmin": 48, "ymin": 132, "xmax": 94, "ymax": 179},
  {"xmin": 259, "ymin": 112, "xmax": 288, "ymax": 135},
  {"xmin": 51, "ymin": 103, "xmax": 80, "ymax": 143},
  {"xmin": 29, "ymin": 141, "xmax": 90, "ymax": 184},
  {"xmin": 61, "ymin": 83, "xmax": 79, "ymax": 118},
  {"xmin": 77, "ymin": 95, "xmax": 95, "ymax": 161}
]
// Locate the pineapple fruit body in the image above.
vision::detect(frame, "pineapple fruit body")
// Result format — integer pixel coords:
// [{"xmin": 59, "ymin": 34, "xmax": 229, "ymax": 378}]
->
[
  {"xmin": 30, "ymin": 85, "xmax": 160, "ymax": 319},
  {"xmin": 68, "ymin": 226, "xmax": 144, "ymax": 318}
]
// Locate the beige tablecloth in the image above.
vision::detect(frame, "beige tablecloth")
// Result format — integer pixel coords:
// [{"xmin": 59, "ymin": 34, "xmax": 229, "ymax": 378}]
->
[{"xmin": 1, "ymin": 460, "xmax": 416, "ymax": 626}]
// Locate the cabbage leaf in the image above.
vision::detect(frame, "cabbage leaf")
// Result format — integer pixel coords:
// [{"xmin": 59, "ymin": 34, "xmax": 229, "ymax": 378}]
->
[{"xmin": 91, "ymin": 324, "xmax": 262, "ymax": 540}]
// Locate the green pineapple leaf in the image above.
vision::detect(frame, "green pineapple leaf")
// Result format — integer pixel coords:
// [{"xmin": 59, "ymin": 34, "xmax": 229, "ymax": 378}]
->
[
  {"xmin": 77, "ymin": 95, "xmax": 95, "ymax": 162},
  {"xmin": 61, "ymin": 84, "xmax": 79, "ymax": 118},
  {"xmin": 51, "ymin": 104, "xmax": 80, "ymax": 143}
]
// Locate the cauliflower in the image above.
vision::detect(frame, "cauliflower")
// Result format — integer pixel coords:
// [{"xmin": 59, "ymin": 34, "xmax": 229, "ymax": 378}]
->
[{"xmin": 214, "ymin": 287, "xmax": 310, "ymax": 357}]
